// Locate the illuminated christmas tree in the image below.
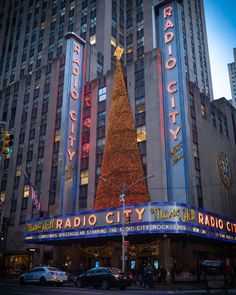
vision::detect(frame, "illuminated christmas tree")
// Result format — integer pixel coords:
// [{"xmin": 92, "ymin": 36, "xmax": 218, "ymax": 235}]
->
[{"xmin": 94, "ymin": 46, "xmax": 150, "ymax": 209}]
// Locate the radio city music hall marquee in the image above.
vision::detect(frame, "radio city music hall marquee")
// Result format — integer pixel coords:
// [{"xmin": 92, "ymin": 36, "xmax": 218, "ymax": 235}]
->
[
  {"xmin": 24, "ymin": 202, "xmax": 236, "ymax": 244},
  {"xmin": 156, "ymin": 1, "xmax": 189, "ymax": 202},
  {"xmin": 59, "ymin": 33, "xmax": 85, "ymax": 214}
]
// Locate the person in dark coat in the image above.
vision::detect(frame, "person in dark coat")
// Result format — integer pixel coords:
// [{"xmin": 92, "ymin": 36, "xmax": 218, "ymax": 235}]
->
[
  {"xmin": 159, "ymin": 266, "xmax": 167, "ymax": 283},
  {"xmin": 145, "ymin": 263, "xmax": 155, "ymax": 289},
  {"xmin": 77, "ymin": 263, "xmax": 85, "ymax": 276}
]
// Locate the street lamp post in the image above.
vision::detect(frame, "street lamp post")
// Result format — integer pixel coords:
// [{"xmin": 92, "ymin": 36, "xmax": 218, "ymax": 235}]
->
[{"xmin": 100, "ymin": 174, "xmax": 154, "ymax": 274}]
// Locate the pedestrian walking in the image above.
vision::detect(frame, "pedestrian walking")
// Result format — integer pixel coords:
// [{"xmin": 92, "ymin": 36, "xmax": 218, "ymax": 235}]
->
[{"xmin": 159, "ymin": 265, "xmax": 167, "ymax": 283}]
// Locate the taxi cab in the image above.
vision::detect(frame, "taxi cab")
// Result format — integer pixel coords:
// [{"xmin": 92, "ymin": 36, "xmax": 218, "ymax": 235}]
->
[{"xmin": 19, "ymin": 266, "xmax": 68, "ymax": 286}]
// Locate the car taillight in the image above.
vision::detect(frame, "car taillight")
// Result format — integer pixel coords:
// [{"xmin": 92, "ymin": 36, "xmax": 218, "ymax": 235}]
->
[{"xmin": 113, "ymin": 274, "xmax": 120, "ymax": 278}]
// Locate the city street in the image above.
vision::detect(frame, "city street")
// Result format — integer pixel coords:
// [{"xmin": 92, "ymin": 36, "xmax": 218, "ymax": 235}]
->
[{"xmin": 1, "ymin": 282, "xmax": 236, "ymax": 295}]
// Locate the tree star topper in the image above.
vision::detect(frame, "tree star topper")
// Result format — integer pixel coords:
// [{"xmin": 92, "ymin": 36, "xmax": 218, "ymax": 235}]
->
[{"xmin": 114, "ymin": 46, "xmax": 124, "ymax": 60}]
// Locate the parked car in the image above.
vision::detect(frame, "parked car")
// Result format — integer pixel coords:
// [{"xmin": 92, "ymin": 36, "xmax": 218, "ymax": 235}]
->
[
  {"xmin": 19, "ymin": 266, "xmax": 68, "ymax": 286},
  {"xmin": 74, "ymin": 267, "xmax": 132, "ymax": 290}
]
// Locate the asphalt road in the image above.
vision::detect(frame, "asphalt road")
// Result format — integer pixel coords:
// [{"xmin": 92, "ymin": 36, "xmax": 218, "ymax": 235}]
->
[{"xmin": 1, "ymin": 283, "xmax": 236, "ymax": 295}]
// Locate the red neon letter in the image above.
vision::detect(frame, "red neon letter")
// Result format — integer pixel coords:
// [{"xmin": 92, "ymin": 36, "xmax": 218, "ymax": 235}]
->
[
  {"xmin": 171, "ymin": 96, "xmax": 175, "ymax": 108},
  {"xmin": 68, "ymin": 135, "xmax": 76, "ymax": 147},
  {"xmin": 163, "ymin": 6, "xmax": 172, "ymax": 18},
  {"xmin": 164, "ymin": 19, "xmax": 174, "ymax": 31},
  {"xmin": 70, "ymin": 89, "xmax": 79, "ymax": 100},
  {"xmin": 70, "ymin": 110, "xmax": 77, "ymax": 121},
  {"xmin": 169, "ymin": 126, "xmax": 181, "ymax": 140},
  {"xmin": 85, "ymin": 97, "xmax": 92, "ymax": 107},
  {"xmin": 84, "ymin": 117, "xmax": 91, "ymax": 128},
  {"xmin": 67, "ymin": 149, "xmax": 75, "ymax": 161},
  {"xmin": 165, "ymin": 32, "xmax": 174, "ymax": 44},
  {"xmin": 70, "ymin": 110, "xmax": 77, "ymax": 122},
  {"xmin": 73, "ymin": 56, "xmax": 80, "ymax": 66},
  {"xmin": 74, "ymin": 43, "xmax": 80, "ymax": 54},
  {"xmin": 72, "ymin": 65, "xmax": 79, "ymax": 76},
  {"xmin": 165, "ymin": 57, "xmax": 176, "ymax": 70},
  {"xmin": 169, "ymin": 111, "xmax": 179, "ymax": 124},
  {"xmin": 167, "ymin": 81, "xmax": 177, "ymax": 94}
]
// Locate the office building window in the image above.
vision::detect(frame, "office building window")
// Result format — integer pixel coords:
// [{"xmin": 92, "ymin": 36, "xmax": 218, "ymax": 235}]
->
[
  {"xmin": 23, "ymin": 185, "xmax": 30, "ymax": 198},
  {"xmin": 97, "ymin": 111, "xmax": 106, "ymax": 127},
  {"xmin": 136, "ymin": 125, "xmax": 146, "ymax": 142},
  {"xmin": 79, "ymin": 185, "xmax": 88, "ymax": 208},
  {"xmin": 90, "ymin": 34, "xmax": 96, "ymax": 45},
  {"xmin": 80, "ymin": 170, "xmax": 89, "ymax": 185},
  {"xmin": 200, "ymin": 103, "xmax": 206, "ymax": 118},
  {"xmin": 98, "ymin": 86, "xmax": 106, "ymax": 101},
  {"xmin": 97, "ymin": 138, "xmax": 105, "ymax": 152}
]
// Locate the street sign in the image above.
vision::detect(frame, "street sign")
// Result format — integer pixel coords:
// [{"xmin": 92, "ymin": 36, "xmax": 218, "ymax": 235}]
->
[
  {"xmin": 124, "ymin": 240, "xmax": 129, "ymax": 247},
  {"xmin": 121, "ymin": 228, "xmax": 128, "ymax": 236},
  {"xmin": 26, "ymin": 248, "xmax": 39, "ymax": 253}
]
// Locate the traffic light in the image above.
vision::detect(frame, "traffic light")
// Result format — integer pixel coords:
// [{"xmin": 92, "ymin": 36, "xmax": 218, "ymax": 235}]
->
[
  {"xmin": 0, "ymin": 232, "xmax": 4, "ymax": 241},
  {"xmin": 1, "ymin": 131, "xmax": 14, "ymax": 154}
]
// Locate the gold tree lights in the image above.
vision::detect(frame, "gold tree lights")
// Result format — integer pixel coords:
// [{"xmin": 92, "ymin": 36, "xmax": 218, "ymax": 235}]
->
[{"xmin": 94, "ymin": 46, "xmax": 150, "ymax": 209}]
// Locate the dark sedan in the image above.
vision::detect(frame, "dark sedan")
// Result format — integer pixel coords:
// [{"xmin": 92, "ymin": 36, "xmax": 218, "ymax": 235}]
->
[{"xmin": 74, "ymin": 267, "xmax": 132, "ymax": 290}]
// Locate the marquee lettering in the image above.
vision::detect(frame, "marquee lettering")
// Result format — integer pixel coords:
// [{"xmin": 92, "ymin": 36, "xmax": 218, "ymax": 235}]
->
[
  {"xmin": 164, "ymin": 19, "xmax": 174, "ymax": 31},
  {"xmin": 74, "ymin": 217, "xmax": 81, "ymax": 227},
  {"xmin": 169, "ymin": 111, "xmax": 179, "ymax": 124},
  {"xmin": 135, "ymin": 207, "xmax": 145, "ymax": 220},
  {"xmin": 163, "ymin": 6, "xmax": 172, "ymax": 18},
  {"xmin": 198, "ymin": 212, "xmax": 224, "ymax": 230},
  {"xmin": 25, "ymin": 204, "xmax": 236, "ymax": 241},
  {"xmin": 167, "ymin": 81, "xmax": 177, "ymax": 94},
  {"xmin": 56, "ymin": 219, "xmax": 63, "ymax": 229},
  {"xmin": 168, "ymin": 45, "xmax": 173, "ymax": 55},
  {"xmin": 70, "ymin": 110, "xmax": 77, "ymax": 121},
  {"xmin": 67, "ymin": 41, "xmax": 81, "ymax": 163},
  {"xmin": 162, "ymin": 5, "xmax": 182, "ymax": 144},
  {"xmin": 169, "ymin": 126, "xmax": 181, "ymax": 140},
  {"xmin": 74, "ymin": 43, "xmax": 80, "ymax": 54},
  {"xmin": 88, "ymin": 214, "xmax": 97, "ymax": 226},
  {"xmin": 106, "ymin": 212, "xmax": 114, "ymax": 224},
  {"xmin": 165, "ymin": 32, "xmax": 174, "ymax": 44},
  {"xmin": 65, "ymin": 218, "xmax": 72, "ymax": 228},
  {"xmin": 165, "ymin": 57, "xmax": 176, "ymax": 70},
  {"xmin": 70, "ymin": 89, "xmax": 79, "ymax": 100}
]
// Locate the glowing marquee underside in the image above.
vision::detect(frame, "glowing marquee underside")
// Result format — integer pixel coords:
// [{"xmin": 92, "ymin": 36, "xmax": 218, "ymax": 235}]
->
[{"xmin": 24, "ymin": 202, "xmax": 236, "ymax": 244}]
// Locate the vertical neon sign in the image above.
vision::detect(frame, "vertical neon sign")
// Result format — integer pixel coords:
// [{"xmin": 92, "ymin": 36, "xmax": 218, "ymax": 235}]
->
[
  {"xmin": 59, "ymin": 33, "xmax": 85, "ymax": 214},
  {"xmin": 156, "ymin": 1, "xmax": 189, "ymax": 202}
]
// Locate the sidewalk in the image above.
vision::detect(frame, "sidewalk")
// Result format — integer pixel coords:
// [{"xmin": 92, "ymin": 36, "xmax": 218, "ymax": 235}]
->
[{"xmin": 126, "ymin": 281, "xmax": 207, "ymax": 291}]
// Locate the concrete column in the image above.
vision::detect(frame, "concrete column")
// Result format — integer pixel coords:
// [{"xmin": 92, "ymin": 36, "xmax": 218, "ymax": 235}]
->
[
  {"xmin": 53, "ymin": 245, "xmax": 65, "ymax": 268},
  {"xmin": 32, "ymin": 244, "xmax": 44, "ymax": 266},
  {"xmin": 111, "ymin": 241, "xmax": 120, "ymax": 268},
  {"xmin": 71, "ymin": 244, "xmax": 82, "ymax": 272},
  {"xmin": 160, "ymin": 238, "xmax": 172, "ymax": 283}
]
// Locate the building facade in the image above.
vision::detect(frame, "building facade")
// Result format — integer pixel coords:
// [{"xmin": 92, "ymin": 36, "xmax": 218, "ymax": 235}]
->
[
  {"xmin": 228, "ymin": 48, "xmax": 236, "ymax": 108},
  {"xmin": 0, "ymin": 0, "xmax": 235, "ymax": 280}
]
